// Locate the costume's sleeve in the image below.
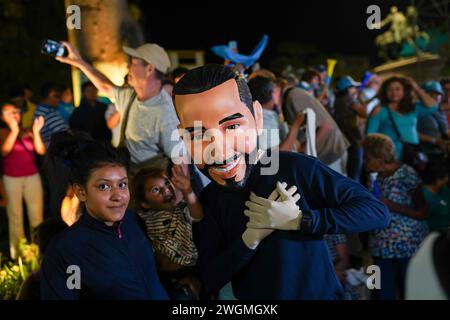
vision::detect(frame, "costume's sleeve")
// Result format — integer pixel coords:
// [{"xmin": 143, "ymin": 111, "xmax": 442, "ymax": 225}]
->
[
  {"xmin": 299, "ymin": 160, "xmax": 390, "ymax": 234},
  {"xmin": 40, "ymin": 246, "xmax": 80, "ymax": 300},
  {"xmin": 196, "ymin": 192, "xmax": 256, "ymax": 294}
]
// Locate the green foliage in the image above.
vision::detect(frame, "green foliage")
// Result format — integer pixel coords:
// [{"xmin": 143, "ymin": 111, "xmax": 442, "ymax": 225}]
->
[{"xmin": 0, "ymin": 238, "xmax": 40, "ymax": 300}]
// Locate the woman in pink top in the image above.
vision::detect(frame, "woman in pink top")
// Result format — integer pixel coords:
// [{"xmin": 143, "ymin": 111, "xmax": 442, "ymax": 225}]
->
[{"xmin": 0, "ymin": 102, "xmax": 45, "ymax": 259}]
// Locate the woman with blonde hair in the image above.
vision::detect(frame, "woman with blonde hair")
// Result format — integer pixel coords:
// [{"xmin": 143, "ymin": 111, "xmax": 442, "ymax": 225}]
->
[{"xmin": 363, "ymin": 133, "xmax": 429, "ymax": 299}]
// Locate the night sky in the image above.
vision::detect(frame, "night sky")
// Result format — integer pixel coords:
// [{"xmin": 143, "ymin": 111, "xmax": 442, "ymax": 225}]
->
[{"xmin": 140, "ymin": 0, "xmax": 411, "ymax": 66}]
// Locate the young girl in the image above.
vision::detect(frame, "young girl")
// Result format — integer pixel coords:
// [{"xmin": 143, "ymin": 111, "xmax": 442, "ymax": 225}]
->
[
  {"xmin": 0, "ymin": 102, "xmax": 45, "ymax": 260},
  {"xmin": 40, "ymin": 132, "xmax": 168, "ymax": 300},
  {"xmin": 363, "ymin": 133, "xmax": 429, "ymax": 300},
  {"xmin": 133, "ymin": 165, "xmax": 203, "ymax": 300}
]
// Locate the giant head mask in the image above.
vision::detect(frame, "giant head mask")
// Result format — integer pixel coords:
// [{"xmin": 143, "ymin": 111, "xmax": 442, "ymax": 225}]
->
[{"xmin": 173, "ymin": 64, "xmax": 263, "ymax": 190}]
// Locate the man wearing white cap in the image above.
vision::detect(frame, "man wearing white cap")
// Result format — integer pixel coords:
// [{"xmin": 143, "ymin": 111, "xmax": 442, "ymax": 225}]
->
[{"xmin": 56, "ymin": 42, "xmax": 186, "ymax": 172}]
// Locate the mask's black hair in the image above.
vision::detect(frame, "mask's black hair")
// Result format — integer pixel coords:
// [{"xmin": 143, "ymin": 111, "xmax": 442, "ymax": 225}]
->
[
  {"xmin": 44, "ymin": 131, "xmax": 130, "ymax": 187},
  {"xmin": 172, "ymin": 64, "xmax": 254, "ymax": 116}
]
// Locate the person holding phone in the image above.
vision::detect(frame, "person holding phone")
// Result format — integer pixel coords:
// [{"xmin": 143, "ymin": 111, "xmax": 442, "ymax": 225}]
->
[{"xmin": 54, "ymin": 41, "xmax": 186, "ymax": 172}]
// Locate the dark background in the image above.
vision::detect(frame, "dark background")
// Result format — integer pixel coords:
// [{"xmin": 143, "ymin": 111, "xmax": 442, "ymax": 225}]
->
[
  {"xmin": 0, "ymin": 0, "xmax": 431, "ymax": 101},
  {"xmin": 140, "ymin": 0, "xmax": 410, "ymax": 65}
]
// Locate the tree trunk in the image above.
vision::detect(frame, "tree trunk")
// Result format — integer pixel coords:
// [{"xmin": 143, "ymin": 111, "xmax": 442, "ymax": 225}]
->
[{"xmin": 65, "ymin": 0, "xmax": 144, "ymax": 103}]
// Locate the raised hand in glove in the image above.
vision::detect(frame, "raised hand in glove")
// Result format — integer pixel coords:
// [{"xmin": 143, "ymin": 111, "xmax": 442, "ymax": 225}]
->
[
  {"xmin": 244, "ymin": 181, "xmax": 302, "ymax": 231},
  {"xmin": 241, "ymin": 182, "xmax": 289, "ymax": 250}
]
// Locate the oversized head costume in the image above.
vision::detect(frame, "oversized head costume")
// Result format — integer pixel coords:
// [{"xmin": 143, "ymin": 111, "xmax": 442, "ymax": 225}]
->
[
  {"xmin": 171, "ymin": 64, "xmax": 390, "ymax": 300},
  {"xmin": 173, "ymin": 64, "xmax": 264, "ymax": 190}
]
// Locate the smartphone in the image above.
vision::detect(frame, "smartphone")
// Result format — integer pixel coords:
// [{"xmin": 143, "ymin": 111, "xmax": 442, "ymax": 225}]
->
[{"xmin": 41, "ymin": 39, "xmax": 68, "ymax": 57}]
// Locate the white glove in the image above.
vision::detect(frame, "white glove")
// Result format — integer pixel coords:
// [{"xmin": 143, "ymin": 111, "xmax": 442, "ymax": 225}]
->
[
  {"xmin": 244, "ymin": 181, "xmax": 302, "ymax": 231},
  {"xmin": 242, "ymin": 228, "xmax": 274, "ymax": 250},
  {"xmin": 241, "ymin": 182, "xmax": 288, "ymax": 249}
]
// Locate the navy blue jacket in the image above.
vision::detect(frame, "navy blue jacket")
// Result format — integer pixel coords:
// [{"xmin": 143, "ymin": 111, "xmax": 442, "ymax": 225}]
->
[
  {"xmin": 40, "ymin": 210, "xmax": 169, "ymax": 300},
  {"xmin": 198, "ymin": 151, "xmax": 390, "ymax": 299}
]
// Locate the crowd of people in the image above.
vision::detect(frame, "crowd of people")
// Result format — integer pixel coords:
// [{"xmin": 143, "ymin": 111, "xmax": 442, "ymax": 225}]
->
[{"xmin": 0, "ymin": 40, "xmax": 449, "ymax": 300}]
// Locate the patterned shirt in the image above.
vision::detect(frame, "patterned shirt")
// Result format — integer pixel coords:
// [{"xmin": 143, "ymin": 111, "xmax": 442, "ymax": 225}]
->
[
  {"xmin": 35, "ymin": 104, "xmax": 69, "ymax": 147},
  {"xmin": 138, "ymin": 202, "xmax": 198, "ymax": 267},
  {"xmin": 324, "ymin": 234, "xmax": 347, "ymax": 263},
  {"xmin": 369, "ymin": 164, "xmax": 429, "ymax": 258}
]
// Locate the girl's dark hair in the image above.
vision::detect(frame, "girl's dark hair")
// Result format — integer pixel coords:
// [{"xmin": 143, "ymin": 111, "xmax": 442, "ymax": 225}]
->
[
  {"xmin": 44, "ymin": 131, "xmax": 130, "ymax": 187},
  {"xmin": 132, "ymin": 167, "xmax": 166, "ymax": 209},
  {"xmin": 172, "ymin": 64, "xmax": 254, "ymax": 116},
  {"xmin": 378, "ymin": 76, "xmax": 414, "ymax": 114}
]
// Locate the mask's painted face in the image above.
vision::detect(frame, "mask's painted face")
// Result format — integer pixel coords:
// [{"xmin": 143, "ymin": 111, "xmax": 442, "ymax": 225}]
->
[{"xmin": 175, "ymin": 79, "xmax": 263, "ymax": 190}]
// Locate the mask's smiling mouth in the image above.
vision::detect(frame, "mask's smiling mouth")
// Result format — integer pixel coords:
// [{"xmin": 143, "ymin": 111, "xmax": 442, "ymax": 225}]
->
[{"xmin": 209, "ymin": 153, "xmax": 242, "ymax": 174}]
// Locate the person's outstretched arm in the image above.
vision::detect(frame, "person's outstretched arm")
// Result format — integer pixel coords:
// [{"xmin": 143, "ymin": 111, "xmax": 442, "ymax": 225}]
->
[
  {"xmin": 56, "ymin": 41, "xmax": 117, "ymax": 100},
  {"xmin": 244, "ymin": 156, "xmax": 390, "ymax": 235},
  {"xmin": 294, "ymin": 161, "xmax": 390, "ymax": 234}
]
